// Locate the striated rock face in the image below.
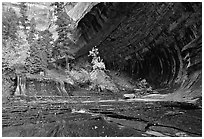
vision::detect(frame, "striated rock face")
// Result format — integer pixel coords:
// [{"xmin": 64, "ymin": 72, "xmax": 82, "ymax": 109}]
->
[
  {"xmin": 74, "ymin": 2, "xmax": 136, "ymax": 55},
  {"xmin": 14, "ymin": 70, "xmax": 75, "ymax": 97},
  {"xmin": 74, "ymin": 2, "xmax": 202, "ymax": 101}
]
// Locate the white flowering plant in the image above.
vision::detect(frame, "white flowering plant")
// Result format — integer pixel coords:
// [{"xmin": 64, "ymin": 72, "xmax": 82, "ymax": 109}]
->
[
  {"xmin": 88, "ymin": 46, "xmax": 105, "ymax": 70},
  {"xmin": 87, "ymin": 46, "xmax": 118, "ymax": 92}
]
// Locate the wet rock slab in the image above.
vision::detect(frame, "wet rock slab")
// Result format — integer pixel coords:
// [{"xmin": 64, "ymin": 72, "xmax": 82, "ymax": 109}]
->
[{"xmin": 2, "ymin": 95, "xmax": 202, "ymax": 137}]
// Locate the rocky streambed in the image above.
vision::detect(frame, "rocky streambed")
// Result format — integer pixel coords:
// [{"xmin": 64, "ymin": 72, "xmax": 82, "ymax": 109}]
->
[
  {"xmin": 3, "ymin": 66, "xmax": 202, "ymax": 137},
  {"xmin": 2, "ymin": 91, "xmax": 202, "ymax": 137}
]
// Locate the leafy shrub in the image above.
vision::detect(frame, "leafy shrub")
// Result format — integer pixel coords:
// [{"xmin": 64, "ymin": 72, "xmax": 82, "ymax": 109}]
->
[
  {"xmin": 88, "ymin": 46, "xmax": 119, "ymax": 92},
  {"xmin": 88, "ymin": 46, "xmax": 106, "ymax": 70},
  {"xmin": 138, "ymin": 79, "xmax": 152, "ymax": 92}
]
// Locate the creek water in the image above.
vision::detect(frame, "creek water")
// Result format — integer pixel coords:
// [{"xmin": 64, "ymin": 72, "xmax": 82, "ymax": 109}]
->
[{"xmin": 3, "ymin": 74, "xmax": 202, "ymax": 137}]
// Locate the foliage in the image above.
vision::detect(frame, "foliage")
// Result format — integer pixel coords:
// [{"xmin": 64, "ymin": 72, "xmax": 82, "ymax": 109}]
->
[
  {"xmin": 2, "ymin": 7, "xmax": 19, "ymax": 40},
  {"xmin": 2, "ymin": 71, "xmax": 15, "ymax": 102},
  {"xmin": 3, "ymin": 32, "xmax": 30, "ymax": 70},
  {"xmin": 87, "ymin": 46, "xmax": 118, "ymax": 92},
  {"xmin": 2, "ymin": 6, "xmax": 30, "ymax": 98},
  {"xmin": 27, "ymin": 17, "xmax": 37, "ymax": 44},
  {"xmin": 138, "ymin": 79, "xmax": 153, "ymax": 92},
  {"xmin": 2, "ymin": 3, "xmax": 55, "ymax": 97},
  {"xmin": 19, "ymin": 2, "xmax": 30, "ymax": 32},
  {"xmin": 23, "ymin": 4, "xmax": 54, "ymax": 74},
  {"xmin": 88, "ymin": 46, "xmax": 106, "ymax": 70},
  {"xmin": 51, "ymin": 2, "xmax": 75, "ymax": 59},
  {"xmin": 2, "ymin": 7, "xmax": 30, "ymax": 72},
  {"xmin": 25, "ymin": 29, "xmax": 54, "ymax": 73}
]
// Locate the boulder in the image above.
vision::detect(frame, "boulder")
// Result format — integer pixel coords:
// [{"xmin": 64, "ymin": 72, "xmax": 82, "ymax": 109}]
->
[
  {"xmin": 69, "ymin": 69, "xmax": 90, "ymax": 84},
  {"xmin": 89, "ymin": 69, "xmax": 119, "ymax": 93}
]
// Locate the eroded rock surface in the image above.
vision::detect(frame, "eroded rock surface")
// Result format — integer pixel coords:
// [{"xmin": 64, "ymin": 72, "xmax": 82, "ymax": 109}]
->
[{"xmin": 2, "ymin": 95, "xmax": 202, "ymax": 137}]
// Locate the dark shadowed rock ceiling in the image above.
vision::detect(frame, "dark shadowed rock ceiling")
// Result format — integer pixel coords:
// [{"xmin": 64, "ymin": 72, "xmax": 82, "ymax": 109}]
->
[{"xmin": 75, "ymin": 2, "xmax": 201, "ymax": 93}]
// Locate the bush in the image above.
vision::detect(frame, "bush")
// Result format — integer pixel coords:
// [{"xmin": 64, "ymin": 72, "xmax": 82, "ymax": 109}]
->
[
  {"xmin": 88, "ymin": 46, "xmax": 106, "ymax": 70},
  {"xmin": 88, "ymin": 46, "xmax": 119, "ymax": 93},
  {"xmin": 137, "ymin": 79, "xmax": 153, "ymax": 92}
]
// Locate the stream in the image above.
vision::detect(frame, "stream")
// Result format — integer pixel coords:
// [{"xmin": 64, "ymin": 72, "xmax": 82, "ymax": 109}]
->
[{"xmin": 2, "ymin": 79, "xmax": 202, "ymax": 137}]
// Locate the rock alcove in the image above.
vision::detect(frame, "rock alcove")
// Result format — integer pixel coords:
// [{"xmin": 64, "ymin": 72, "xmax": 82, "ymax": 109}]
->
[{"xmin": 73, "ymin": 2, "xmax": 202, "ymax": 101}]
